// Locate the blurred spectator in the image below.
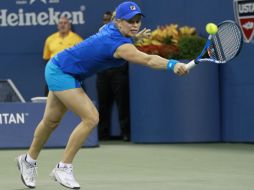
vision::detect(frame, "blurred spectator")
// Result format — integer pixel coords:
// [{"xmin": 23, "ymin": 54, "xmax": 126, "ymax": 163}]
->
[
  {"xmin": 43, "ymin": 16, "xmax": 83, "ymax": 96},
  {"xmin": 102, "ymin": 11, "xmax": 112, "ymax": 24},
  {"xmin": 97, "ymin": 11, "xmax": 131, "ymax": 141}
]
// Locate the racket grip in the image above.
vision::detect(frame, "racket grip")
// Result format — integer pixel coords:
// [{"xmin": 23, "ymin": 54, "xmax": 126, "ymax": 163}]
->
[{"xmin": 185, "ymin": 60, "xmax": 197, "ymax": 70}]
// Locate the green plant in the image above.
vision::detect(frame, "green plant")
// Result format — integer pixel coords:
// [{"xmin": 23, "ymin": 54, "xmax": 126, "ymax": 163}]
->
[{"xmin": 175, "ymin": 35, "xmax": 206, "ymax": 59}]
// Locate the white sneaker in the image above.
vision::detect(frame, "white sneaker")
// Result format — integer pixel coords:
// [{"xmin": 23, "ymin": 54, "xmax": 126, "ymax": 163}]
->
[
  {"xmin": 50, "ymin": 164, "xmax": 80, "ymax": 189},
  {"xmin": 16, "ymin": 154, "xmax": 37, "ymax": 188}
]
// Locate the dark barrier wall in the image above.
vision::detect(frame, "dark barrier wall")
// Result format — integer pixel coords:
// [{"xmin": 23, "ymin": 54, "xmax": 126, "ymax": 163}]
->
[
  {"xmin": 221, "ymin": 45, "xmax": 254, "ymax": 142},
  {"xmin": 0, "ymin": 0, "xmax": 254, "ymax": 143},
  {"xmin": 129, "ymin": 64, "xmax": 221, "ymax": 142}
]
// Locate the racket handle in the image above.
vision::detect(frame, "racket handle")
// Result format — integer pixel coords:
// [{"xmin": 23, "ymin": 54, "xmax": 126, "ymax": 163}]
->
[{"xmin": 185, "ymin": 60, "xmax": 197, "ymax": 70}]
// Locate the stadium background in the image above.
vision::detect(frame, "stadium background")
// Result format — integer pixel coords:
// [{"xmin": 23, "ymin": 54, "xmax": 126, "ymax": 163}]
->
[{"xmin": 0, "ymin": 0, "xmax": 254, "ymax": 146}]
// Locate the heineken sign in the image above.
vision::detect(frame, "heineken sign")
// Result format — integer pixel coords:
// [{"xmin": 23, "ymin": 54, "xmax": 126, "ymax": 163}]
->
[{"xmin": 0, "ymin": 0, "xmax": 86, "ymax": 27}]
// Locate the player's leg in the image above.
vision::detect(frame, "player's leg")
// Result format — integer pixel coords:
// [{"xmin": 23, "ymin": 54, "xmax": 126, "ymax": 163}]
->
[
  {"xmin": 16, "ymin": 91, "xmax": 67, "ymax": 188},
  {"xmin": 50, "ymin": 87, "xmax": 98, "ymax": 189},
  {"xmin": 54, "ymin": 88, "xmax": 98, "ymax": 163},
  {"xmin": 28, "ymin": 91, "xmax": 67, "ymax": 159}
]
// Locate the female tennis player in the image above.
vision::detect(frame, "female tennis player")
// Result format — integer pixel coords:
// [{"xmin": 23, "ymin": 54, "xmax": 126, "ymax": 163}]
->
[{"xmin": 16, "ymin": 1, "xmax": 188, "ymax": 189}]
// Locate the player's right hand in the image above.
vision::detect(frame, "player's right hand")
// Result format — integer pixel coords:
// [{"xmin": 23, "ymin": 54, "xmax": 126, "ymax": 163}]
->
[{"xmin": 174, "ymin": 63, "xmax": 188, "ymax": 76}]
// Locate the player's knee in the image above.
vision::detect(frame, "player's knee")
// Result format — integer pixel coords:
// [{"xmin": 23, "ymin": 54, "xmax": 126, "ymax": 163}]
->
[
  {"xmin": 89, "ymin": 111, "xmax": 99, "ymax": 128},
  {"xmin": 42, "ymin": 117, "xmax": 61, "ymax": 129},
  {"xmin": 82, "ymin": 110, "xmax": 99, "ymax": 128}
]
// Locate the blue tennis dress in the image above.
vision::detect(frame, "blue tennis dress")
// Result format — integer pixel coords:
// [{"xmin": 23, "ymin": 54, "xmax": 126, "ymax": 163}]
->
[{"xmin": 45, "ymin": 22, "xmax": 133, "ymax": 91}]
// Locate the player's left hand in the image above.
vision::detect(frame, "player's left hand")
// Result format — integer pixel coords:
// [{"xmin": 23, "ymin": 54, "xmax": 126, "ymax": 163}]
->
[
  {"xmin": 174, "ymin": 63, "xmax": 188, "ymax": 76},
  {"xmin": 136, "ymin": 28, "xmax": 151, "ymax": 39}
]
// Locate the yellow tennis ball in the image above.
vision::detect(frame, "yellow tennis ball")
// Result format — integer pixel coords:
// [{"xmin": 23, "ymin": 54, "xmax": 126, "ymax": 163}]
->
[{"xmin": 206, "ymin": 23, "xmax": 218, "ymax": 35}]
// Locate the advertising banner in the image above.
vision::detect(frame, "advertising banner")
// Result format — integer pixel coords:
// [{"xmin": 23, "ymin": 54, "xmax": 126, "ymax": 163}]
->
[{"xmin": 0, "ymin": 103, "xmax": 98, "ymax": 148}]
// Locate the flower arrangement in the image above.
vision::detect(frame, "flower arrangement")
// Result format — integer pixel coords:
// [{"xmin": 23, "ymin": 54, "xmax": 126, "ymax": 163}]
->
[{"xmin": 135, "ymin": 24, "xmax": 206, "ymax": 59}]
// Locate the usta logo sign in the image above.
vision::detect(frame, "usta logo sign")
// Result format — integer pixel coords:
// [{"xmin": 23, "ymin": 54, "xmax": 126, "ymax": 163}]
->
[{"xmin": 234, "ymin": 0, "xmax": 254, "ymax": 43}]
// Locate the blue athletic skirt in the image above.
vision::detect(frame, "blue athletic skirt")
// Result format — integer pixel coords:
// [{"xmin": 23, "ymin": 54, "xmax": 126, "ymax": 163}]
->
[{"xmin": 45, "ymin": 60, "xmax": 81, "ymax": 91}]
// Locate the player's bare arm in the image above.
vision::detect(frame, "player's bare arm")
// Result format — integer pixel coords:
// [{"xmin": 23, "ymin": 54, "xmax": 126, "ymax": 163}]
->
[{"xmin": 114, "ymin": 43, "xmax": 188, "ymax": 76}]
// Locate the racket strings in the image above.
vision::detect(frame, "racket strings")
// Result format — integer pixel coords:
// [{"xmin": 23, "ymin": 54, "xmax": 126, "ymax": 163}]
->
[
  {"xmin": 219, "ymin": 24, "xmax": 241, "ymax": 58},
  {"xmin": 209, "ymin": 22, "xmax": 242, "ymax": 63}
]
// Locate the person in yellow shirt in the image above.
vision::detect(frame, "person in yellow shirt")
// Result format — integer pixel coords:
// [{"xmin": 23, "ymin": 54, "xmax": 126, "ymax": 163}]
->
[{"xmin": 43, "ymin": 16, "xmax": 83, "ymax": 96}]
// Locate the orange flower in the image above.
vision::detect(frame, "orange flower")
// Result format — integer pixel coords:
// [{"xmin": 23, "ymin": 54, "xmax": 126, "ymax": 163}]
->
[{"xmin": 136, "ymin": 24, "xmax": 203, "ymax": 59}]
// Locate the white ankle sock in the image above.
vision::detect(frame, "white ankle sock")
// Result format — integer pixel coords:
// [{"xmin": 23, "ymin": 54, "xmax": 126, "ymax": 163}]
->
[
  {"xmin": 58, "ymin": 161, "xmax": 72, "ymax": 168},
  {"xmin": 25, "ymin": 153, "xmax": 37, "ymax": 165}
]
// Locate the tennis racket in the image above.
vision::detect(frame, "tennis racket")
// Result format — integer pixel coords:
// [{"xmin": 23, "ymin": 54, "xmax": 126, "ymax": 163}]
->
[{"xmin": 185, "ymin": 20, "xmax": 243, "ymax": 70}]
